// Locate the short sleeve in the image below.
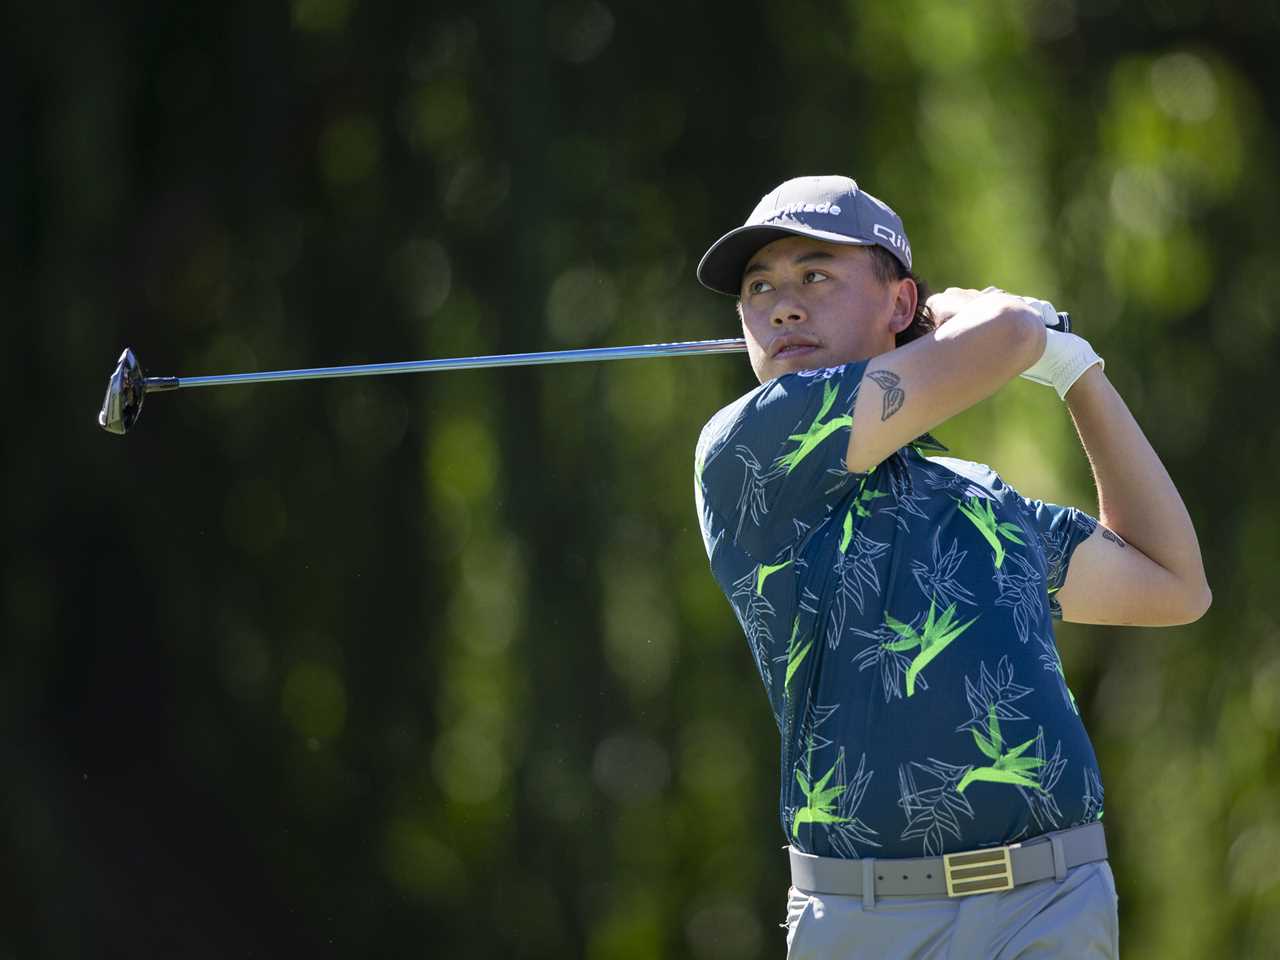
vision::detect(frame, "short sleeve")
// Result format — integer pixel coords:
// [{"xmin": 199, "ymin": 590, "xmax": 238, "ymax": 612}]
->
[
  {"xmin": 696, "ymin": 362, "xmax": 869, "ymax": 561},
  {"xmin": 1018, "ymin": 496, "xmax": 1099, "ymax": 618}
]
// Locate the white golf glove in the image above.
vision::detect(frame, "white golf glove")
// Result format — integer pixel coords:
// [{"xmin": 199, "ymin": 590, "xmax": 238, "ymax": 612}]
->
[
  {"xmin": 982, "ymin": 289, "xmax": 1104, "ymax": 399},
  {"xmin": 1017, "ymin": 296, "xmax": 1102, "ymax": 399},
  {"xmin": 1016, "ymin": 294, "xmax": 1062, "ymax": 330}
]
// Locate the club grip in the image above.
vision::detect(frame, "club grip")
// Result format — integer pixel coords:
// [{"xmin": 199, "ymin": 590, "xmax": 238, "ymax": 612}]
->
[{"xmin": 1051, "ymin": 312, "xmax": 1071, "ymax": 333}]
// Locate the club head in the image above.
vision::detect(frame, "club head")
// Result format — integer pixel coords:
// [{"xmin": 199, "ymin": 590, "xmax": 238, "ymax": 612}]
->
[{"xmin": 98, "ymin": 348, "xmax": 146, "ymax": 435}]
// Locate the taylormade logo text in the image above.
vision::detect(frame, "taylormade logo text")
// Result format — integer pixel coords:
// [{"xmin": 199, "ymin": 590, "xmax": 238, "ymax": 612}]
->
[
  {"xmin": 758, "ymin": 199, "xmax": 913, "ymax": 268},
  {"xmin": 762, "ymin": 201, "xmax": 842, "ymax": 220}
]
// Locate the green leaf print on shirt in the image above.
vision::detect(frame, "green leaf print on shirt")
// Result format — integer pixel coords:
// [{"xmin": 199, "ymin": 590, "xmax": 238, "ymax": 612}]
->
[
  {"xmin": 883, "ymin": 599, "xmax": 979, "ymax": 697},
  {"xmin": 840, "ymin": 509, "xmax": 854, "ymax": 552},
  {"xmin": 777, "ymin": 380, "xmax": 852, "ymax": 474},
  {"xmin": 957, "ymin": 497, "xmax": 1025, "ymax": 568},
  {"xmin": 956, "ymin": 706, "xmax": 1046, "ymax": 793},
  {"xmin": 853, "ymin": 476, "xmax": 888, "ymax": 518},
  {"xmin": 756, "ymin": 558, "xmax": 792, "ymax": 595},
  {"xmin": 793, "ymin": 759, "xmax": 851, "ymax": 837},
  {"xmin": 785, "ymin": 617, "xmax": 813, "ymax": 695}
]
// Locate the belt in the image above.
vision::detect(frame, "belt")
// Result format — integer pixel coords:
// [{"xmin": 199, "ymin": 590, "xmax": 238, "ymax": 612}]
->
[{"xmin": 788, "ymin": 822, "xmax": 1107, "ymax": 904}]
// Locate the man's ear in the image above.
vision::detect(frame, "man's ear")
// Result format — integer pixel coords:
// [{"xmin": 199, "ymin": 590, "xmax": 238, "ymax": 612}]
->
[{"xmin": 888, "ymin": 278, "xmax": 918, "ymax": 334}]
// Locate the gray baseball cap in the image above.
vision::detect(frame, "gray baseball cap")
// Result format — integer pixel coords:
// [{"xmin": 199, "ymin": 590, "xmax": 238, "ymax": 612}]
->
[{"xmin": 696, "ymin": 175, "xmax": 912, "ymax": 296}]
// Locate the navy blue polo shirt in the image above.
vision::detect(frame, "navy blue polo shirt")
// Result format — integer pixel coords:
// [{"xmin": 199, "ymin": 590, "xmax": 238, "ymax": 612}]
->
[{"xmin": 694, "ymin": 360, "xmax": 1105, "ymax": 859}]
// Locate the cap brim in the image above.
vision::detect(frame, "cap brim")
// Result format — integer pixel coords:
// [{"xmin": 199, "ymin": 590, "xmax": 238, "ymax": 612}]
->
[{"xmin": 696, "ymin": 224, "xmax": 876, "ymax": 297}]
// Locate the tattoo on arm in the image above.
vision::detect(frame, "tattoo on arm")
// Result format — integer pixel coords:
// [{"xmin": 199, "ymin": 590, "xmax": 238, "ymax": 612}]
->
[
  {"xmin": 867, "ymin": 370, "xmax": 905, "ymax": 421},
  {"xmin": 1101, "ymin": 527, "xmax": 1127, "ymax": 548}
]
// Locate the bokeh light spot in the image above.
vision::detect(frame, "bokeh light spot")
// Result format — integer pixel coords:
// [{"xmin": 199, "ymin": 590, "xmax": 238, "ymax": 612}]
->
[
  {"xmin": 441, "ymin": 158, "xmax": 510, "ymax": 225},
  {"xmin": 587, "ymin": 889, "xmax": 662, "ymax": 960},
  {"xmin": 1110, "ymin": 165, "xmax": 1179, "ymax": 237},
  {"xmin": 319, "ymin": 115, "xmax": 382, "ymax": 188},
  {"xmin": 292, "ymin": 0, "xmax": 354, "ymax": 34},
  {"xmin": 607, "ymin": 360, "xmax": 675, "ymax": 432},
  {"xmin": 1250, "ymin": 656, "xmax": 1280, "ymax": 731},
  {"xmin": 427, "ymin": 416, "xmax": 498, "ymax": 507},
  {"xmin": 220, "ymin": 627, "xmax": 271, "ymax": 700},
  {"xmin": 593, "ymin": 733, "xmax": 670, "ymax": 805},
  {"xmin": 433, "ymin": 725, "xmax": 508, "ymax": 803},
  {"xmin": 1228, "ymin": 822, "xmax": 1280, "ymax": 897},
  {"xmin": 679, "ymin": 721, "xmax": 749, "ymax": 799},
  {"xmin": 382, "ymin": 817, "xmax": 465, "ymax": 899},
  {"xmin": 548, "ymin": 1, "xmax": 615, "ymax": 64},
  {"xmin": 395, "ymin": 237, "xmax": 452, "ymax": 318},
  {"xmin": 1151, "ymin": 52, "xmax": 1218, "ymax": 124},
  {"xmin": 281, "ymin": 661, "xmax": 348, "ymax": 740},
  {"xmin": 602, "ymin": 561, "xmax": 676, "ymax": 698},
  {"xmin": 406, "ymin": 82, "xmax": 471, "ymax": 151},
  {"xmin": 546, "ymin": 265, "xmax": 618, "ymax": 344},
  {"xmin": 328, "ymin": 380, "xmax": 409, "ymax": 461},
  {"xmin": 685, "ymin": 899, "xmax": 763, "ymax": 959}
]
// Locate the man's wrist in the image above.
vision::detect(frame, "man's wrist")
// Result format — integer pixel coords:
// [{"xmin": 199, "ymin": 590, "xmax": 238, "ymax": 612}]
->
[
  {"xmin": 1063, "ymin": 362, "xmax": 1107, "ymax": 404},
  {"xmin": 1019, "ymin": 329, "xmax": 1104, "ymax": 400}
]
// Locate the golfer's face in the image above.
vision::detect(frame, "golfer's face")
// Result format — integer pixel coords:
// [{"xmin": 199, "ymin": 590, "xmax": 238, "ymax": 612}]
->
[{"xmin": 738, "ymin": 236, "xmax": 899, "ymax": 383}]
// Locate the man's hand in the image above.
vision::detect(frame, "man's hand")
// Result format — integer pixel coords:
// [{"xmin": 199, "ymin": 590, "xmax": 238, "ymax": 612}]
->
[
  {"xmin": 927, "ymin": 287, "xmax": 1058, "ymax": 327},
  {"xmin": 924, "ymin": 286, "xmax": 1003, "ymax": 325},
  {"xmin": 935, "ymin": 288, "xmax": 1102, "ymax": 400}
]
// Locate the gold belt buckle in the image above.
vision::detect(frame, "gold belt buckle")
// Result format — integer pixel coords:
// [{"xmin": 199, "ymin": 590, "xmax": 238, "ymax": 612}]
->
[{"xmin": 943, "ymin": 844, "xmax": 1016, "ymax": 897}]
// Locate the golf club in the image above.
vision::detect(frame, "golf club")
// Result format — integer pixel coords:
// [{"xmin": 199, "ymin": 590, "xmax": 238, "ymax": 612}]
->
[{"xmin": 97, "ymin": 313, "xmax": 1070, "ymax": 435}]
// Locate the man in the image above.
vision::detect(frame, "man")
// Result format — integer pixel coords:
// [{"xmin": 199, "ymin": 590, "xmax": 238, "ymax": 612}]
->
[{"xmin": 692, "ymin": 176, "xmax": 1210, "ymax": 957}]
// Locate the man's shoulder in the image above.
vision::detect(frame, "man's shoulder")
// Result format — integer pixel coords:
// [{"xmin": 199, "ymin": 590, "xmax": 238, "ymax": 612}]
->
[
  {"xmin": 695, "ymin": 387, "xmax": 757, "ymax": 478},
  {"xmin": 698, "ymin": 387, "xmax": 757, "ymax": 443},
  {"xmin": 694, "ymin": 373, "xmax": 809, "ymax": 479},
  {"xmin": 696, "ymin": 364, "xmax": 865, "ymax": 452},
  {"xmin": 923, "ymin": 454, "xmax": 999, "ymax": 483}
]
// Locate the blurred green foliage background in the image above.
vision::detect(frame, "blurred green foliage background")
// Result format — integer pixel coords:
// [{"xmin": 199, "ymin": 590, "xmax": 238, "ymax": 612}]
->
[{"xmin": 5, "ymin": 0, "xmax": 1279, "ymax": 956}]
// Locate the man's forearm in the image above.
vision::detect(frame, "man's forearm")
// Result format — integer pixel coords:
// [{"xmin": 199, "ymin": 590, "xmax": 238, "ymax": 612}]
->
[
  {"xmin": 847, "ymin": 295, "xmax": 1043, "ymax": 473},
  {"xmin": 1065, "ymin": 365, "xmax": 1210, "ymax": 596}
]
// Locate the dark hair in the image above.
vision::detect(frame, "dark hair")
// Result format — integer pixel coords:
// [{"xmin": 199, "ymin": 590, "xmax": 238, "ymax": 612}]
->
[{"xmin": 866, "ymin": 246, "xmax": 935, "ymax": 347}]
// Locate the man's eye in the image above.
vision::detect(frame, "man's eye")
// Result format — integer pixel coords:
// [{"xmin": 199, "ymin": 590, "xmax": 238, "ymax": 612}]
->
[
  {"xmin": 804, "ymin": 271, "xmax": 828, "ymax": 283},
  {"xmin": 748, "ymin": 279, "xmax": 774, "ymax": 295}
]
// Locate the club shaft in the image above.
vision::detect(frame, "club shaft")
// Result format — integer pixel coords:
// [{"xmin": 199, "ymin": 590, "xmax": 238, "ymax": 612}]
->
[
  {"xmin": 145, "ymin": 338, "xmax": 750, "ymax": 391},
  {"xmin": 140, "ymin": 310, "xmax": 1068, "ymax": 392}
]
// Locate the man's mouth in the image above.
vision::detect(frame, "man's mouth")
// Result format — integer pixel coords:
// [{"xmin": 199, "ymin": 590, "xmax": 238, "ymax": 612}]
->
[
  {"xmin": 771, "ymin": 337, "xmax": 821, "ymax": 359},
  {"xmin": 776, "ymin": 344, "xmax": 817, "ymax": 358}
]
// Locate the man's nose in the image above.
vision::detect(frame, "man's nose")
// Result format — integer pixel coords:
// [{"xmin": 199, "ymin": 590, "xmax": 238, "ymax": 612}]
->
[{"xmin": 771, "ymin": 298, "xmax": 808, "ymax": 326}]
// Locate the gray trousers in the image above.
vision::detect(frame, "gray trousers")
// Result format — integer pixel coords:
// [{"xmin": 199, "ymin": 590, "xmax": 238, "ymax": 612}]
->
[{"xmin": 784, "ymin": 861, "xmax": 1119, "ymax": 958}]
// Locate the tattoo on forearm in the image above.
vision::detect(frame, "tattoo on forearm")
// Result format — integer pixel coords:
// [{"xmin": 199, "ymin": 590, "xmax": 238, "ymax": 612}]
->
[
  {"xmin": 867, "ymin": 370, "xmax": 905, "ymax": 421},
  {"xmin": 1101, "ymin": 527, "xmax": 1127, "ymax": 548}
]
